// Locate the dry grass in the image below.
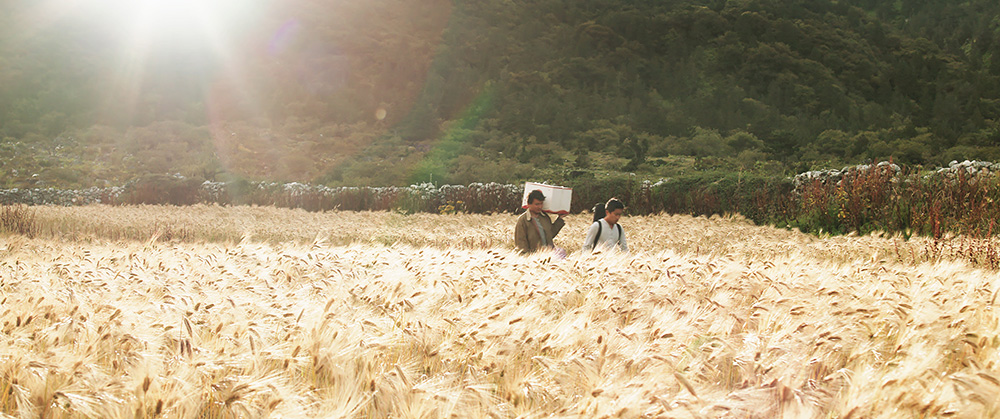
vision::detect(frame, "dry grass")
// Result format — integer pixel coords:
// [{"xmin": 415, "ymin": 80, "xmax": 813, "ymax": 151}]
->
[
  {"xmin": 7, "ymin": 204, "xmax": 965, "ymax": 262},
  {"xmin": 1, "ymin": 206, "xmax": 999, "ymax": 417}
]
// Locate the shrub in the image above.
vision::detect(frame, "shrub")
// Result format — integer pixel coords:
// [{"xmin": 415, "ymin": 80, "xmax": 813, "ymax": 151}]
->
[
  {"xmin": 649, "ymin": 172, "xmax": 793, "ymax": 223},
  {"xmin": 120, "ymin": 174, "xmax": 204, "ymax": 205}
]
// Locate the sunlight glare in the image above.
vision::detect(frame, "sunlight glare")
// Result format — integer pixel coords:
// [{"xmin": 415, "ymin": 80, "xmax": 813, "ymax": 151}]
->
[{"xmin": 117, "ymin": 0, "xmax": 229, "ymax": 47}]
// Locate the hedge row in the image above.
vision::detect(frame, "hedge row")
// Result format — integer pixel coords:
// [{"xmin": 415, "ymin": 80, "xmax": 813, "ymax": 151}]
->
[{"xmin": 6, "ymin": 162, "xmax": 1000, "ymax": 238}]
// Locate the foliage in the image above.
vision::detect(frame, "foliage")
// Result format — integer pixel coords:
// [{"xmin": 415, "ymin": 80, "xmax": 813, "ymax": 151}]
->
[
  {"xmin": 777, "ymin": 162, "xmax": 1000, "ymax": 239},
  {"xmin": 120, "ymin": 174, "xmax": 204, "ymax": 206},
  {"xmin": 649, "ymin": 172, "xmax": 795, "ymax": 223},
  {"xmin": 5, "ymin": 0, "xmax": 1000, "ymax": 188},
  {"xmin": 8, "ymin": 0, "xmax": 1000, "ymax": 240}
]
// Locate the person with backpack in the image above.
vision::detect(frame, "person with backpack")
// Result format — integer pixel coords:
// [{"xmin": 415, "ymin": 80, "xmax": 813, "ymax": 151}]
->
[{"xmin": 582, "ymin": 198, "xmax": 628, "ymax": 252}]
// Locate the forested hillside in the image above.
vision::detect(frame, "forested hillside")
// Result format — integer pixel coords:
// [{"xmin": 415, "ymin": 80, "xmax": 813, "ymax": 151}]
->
[{"xmin": 2, "ymin": 0, "xmax": 1000, "ymax": 188}]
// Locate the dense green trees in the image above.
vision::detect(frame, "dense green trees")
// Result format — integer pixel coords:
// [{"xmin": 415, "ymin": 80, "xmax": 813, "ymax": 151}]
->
[
  {"xmin": 3, "ymin": 0, "xmax": 1000, "ymax": 187},
  {"xmin": 403, "ymin": 0, "xmax": 1000, "ymax": 183}
]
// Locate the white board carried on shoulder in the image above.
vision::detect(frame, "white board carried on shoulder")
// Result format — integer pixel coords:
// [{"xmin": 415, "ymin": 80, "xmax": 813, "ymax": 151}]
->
[{"xmin": 521, "ymin": 182, "xmax": 572, "ymax": 215}]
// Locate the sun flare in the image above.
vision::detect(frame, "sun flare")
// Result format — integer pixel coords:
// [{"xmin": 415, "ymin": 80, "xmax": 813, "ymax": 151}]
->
[{"xmin": 107, "ymin": 0, "xmax": 250, "ymax": 49}]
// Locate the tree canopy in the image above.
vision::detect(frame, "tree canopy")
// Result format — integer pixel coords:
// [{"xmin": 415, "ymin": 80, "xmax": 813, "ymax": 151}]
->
[{"xmin": 3, "ymin": 0, "xmax": 1000, "ymax": 188}]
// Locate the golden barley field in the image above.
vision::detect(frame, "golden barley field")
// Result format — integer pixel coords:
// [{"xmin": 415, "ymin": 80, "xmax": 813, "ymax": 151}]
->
[{"xmin": 2, "ymin": 205, "xmax": 1000, "ymax": 418}]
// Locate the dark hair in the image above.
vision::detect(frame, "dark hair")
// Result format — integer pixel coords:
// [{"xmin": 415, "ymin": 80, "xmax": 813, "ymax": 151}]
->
[
  {"xmin": 605, "ymin": 197, "xmax": 625, "ymax": 213},
  {"xmin": 594, "ymin": 198, "xmax": 625, "ymax": 222},
  {"xmin": 527, "ymin": 189, "xmax": 546, "ymax": 204}
]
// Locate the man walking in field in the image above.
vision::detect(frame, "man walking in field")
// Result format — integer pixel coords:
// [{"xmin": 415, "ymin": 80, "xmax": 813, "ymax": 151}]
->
[{"xmin": 515, "ymin": 189, "xmax": 565, "ymax": 254}]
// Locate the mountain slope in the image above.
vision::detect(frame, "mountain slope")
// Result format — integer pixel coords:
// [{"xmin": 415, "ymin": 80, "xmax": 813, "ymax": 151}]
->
[{"xmin": 2, "ymin": 0, "xmax": 1000, "ymax": 187}]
